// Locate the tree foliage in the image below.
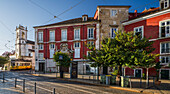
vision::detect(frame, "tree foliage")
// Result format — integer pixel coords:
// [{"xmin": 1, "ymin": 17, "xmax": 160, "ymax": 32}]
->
[
  {"xmin": 0, "ymin": 56, "xmax": 8, "ymax": 65},
  {"xmin": 53, "ymin": 52, "xmax": 71, "ymax": 67},
  {"xmin": 87, "ymin": 30, "xmax": 159, "ymax": 75}
]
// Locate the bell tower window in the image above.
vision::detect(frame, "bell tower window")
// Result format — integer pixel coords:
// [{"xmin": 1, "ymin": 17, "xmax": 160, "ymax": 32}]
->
[{"xmin": 22, "ymin": 32, "xmax": 25, "ymax": 39}]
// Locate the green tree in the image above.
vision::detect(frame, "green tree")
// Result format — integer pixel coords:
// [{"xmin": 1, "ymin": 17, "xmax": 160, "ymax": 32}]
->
[
  {"xmin": 53, "ymin": 52, "xmax": 71, "ymax": 78},
  {"xmin": 53, "ymin": 52, "xmax": 71, "ymax": 67},
  {"xmin": 87, "ymin": 30, "xmax": 159, "ymax": 85},
  {"xmin": 0, "ymin": 56, "xmax": 8, "ymax": 66}
]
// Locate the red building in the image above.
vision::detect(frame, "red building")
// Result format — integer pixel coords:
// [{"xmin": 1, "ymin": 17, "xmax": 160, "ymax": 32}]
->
[
  {"xmin": 123, "ymin": 0, "xmax": 170, "ymax": 79},
  {"xmin": 34, "ymin": 15, "xmax": 99, "ymax": 74}
]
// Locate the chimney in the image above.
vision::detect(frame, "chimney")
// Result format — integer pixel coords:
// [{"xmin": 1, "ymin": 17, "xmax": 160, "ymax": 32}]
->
[
  {"xmin": 82, "ymin": 14, "xmax": 88, "ymax": 21},
  {"xmin": 134, "ymin": 10, "xmax": 138, "ymax": 17}
]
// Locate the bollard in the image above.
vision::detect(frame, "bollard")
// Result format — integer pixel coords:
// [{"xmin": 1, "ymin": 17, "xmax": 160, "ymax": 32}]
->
[
  {"xmin": 153, "ymin": 77, "xmax": 155, "ymax": 86},
  {"xmin": 140, "ymin": 78, "xmax": 142, "ymax": 88},
  {"xmin": 129, "ymin": 78, "xmax": 132, "ymax": 88},
  {"xmin": 34, "ymin": 82, "xmax": 36, "ymax": 94},
  {"xmin": 53, "ymin": 88, "xmax": 55, "ymax": 94},
  {"xmin": 15, "ymin": 78, "xmax": 17, "ymax": 88},
  {"xmin": 3, "ymin": 73, "xmax": 4, "ymax": 83},
  {"xmin": 23, "ymin": 79, "xmax": 25, "ymax": 92}
]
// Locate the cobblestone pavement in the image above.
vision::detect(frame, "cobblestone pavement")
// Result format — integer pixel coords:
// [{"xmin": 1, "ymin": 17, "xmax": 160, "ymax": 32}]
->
[{"xmin": 0, "ymin": 71, "xmax": 140, "ymax": 94}]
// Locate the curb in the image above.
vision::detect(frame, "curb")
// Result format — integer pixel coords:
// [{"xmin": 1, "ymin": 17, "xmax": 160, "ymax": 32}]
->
[{"xmin": 30, "ymin": 74, "xmax": 152, "ymax": 93}]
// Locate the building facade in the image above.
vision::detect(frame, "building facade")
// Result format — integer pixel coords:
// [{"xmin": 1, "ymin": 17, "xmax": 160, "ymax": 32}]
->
[
  {"xmin": 94, "ymin": 5, "xmax": 130, "ymax": 74},
  {"xmin": 34, "ymin": 16, "xmax": 99, "ymax": 74},
  {"xmin": 13, "ymin": 25, "xmax": 35, "ymax": 70},
  {"xmin": 34, "ymin": 5, "xmax": 131, "ymax": 75},
  {"xmin": 123, "ymin": 0, "xmax": 170, "ymax": 79}
]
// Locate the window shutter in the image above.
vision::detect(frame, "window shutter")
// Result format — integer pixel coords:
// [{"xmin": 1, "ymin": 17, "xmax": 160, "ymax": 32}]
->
[
  {"xmin": 161, "ymin": 27, "xmax": 165, "ymax": 37},
  {"xmin": 50, "ymin": 49, "xmax": 54, "ymax": 58},
  {"xmin": 74, "ymin": 49, "xmax": 80, "ymax": 58},
  {"xmin": 77, "ymin": 49, "xmax": 80, "ymax": 58},
  {"xmin": 74, "ymin": 49, "xmax": 77, "ymax": 58}
]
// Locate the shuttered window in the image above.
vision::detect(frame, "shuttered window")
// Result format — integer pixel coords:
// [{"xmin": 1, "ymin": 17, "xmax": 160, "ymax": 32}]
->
[
  {"xmin": 49, "ymin": 44, "xmax": 55, "ymax": 49},
  {"xmin": 61, "ymin": 29, "xmax": 67, "ymax": 41},
  {"xmin": 50, "ymin": 49, "xmax": 55, "ymax": 58},
  {"xmin": 38, "ymin": 32, "xmax": 43, "ymax": 42},
  {"xmin": 50, "ymin": 30, "xmax": 55, "ymax": 41},
  {"xmin": 134, "ymin": 26, "xmax": 144, "ymax": 39},
  {"xmin": 111, "ymin": 28, "xmax": 117, "ymax": 38},
  {"xmin": 160, "ymin": 20, "xmax": 170, "ymax": 37},
  {"xmin": 38, "ymin": 53, "xmax": 44, "ymax": 60},
  {"xmin": 38, "ymin": 44, "xmax": 43, "ymax": 50},
  {"xmin": 160, "ymin": 56, "xmax": 170, "ymax": 63},
  {"xmin": 74, "ymin": 28, "xmax": 80, "ymax": 40},
  {"xmin": 161, "ymin": 42, "xmax": 170, "ymax": 54},
  {"xmin": 88, "ymin": 28, "xmax": 94, "ymax": 39},
  {"xmin": 74, "ymin": 49, "xmax": 80, "ymax": 58}
]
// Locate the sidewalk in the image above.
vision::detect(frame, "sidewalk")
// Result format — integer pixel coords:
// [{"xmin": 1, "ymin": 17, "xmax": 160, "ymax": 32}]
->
[{"xmin": 30, "ymin": 72, "xmax": 170, "ymax": 94}]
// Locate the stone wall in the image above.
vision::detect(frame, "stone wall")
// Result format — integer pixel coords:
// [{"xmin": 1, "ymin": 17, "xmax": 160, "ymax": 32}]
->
[{"xmin": 98, "ymin": 7, "xmax": 129, "ymax": 45}]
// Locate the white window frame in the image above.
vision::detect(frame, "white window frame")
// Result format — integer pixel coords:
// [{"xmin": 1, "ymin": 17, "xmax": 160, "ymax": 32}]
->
[
  {"xmin": 134, "ymin": 68, "xmax": 143, "ymax": 77},
  {"xmin": 74, "ymin": 42, "xmax": 80, "ymax": 49},
  {"xmin": 134, "ymin": 26, "xmax": 144, "ymax": 39},
  {"xmin": 110, "ymin": 28, "xmax": 117, "ymax": 38},
  {"xmin": 87, "ymin": 41, "xmax": 94, "ymax": 47},
  {"xmin": 160, "ymin": 69, "xmax": 170, "ymax": 79},
  {"xmin": 110, "ymin": 10, "xmax": 117, "ymax": 17},
  {"xmin": 160, "ymin": 56, "xmax": 170, "ymax": 64},
  {"xmin": 38, "ymin": 53, "xmax": 44, "ymax": 60},
  {"xmin": 49, "ymin": 44, "xmax": 55, "ymax": 49},
  {"xmin": 49, "ymin": 30, "xmax": 55, "ymax": 42},
  {"xmin": 38, "ymin": 44, "xmax": 43, "ymax": 50},
  {"xmin": 74, "ymin": 28, "xmax": 80, "ymax": 40},
  {"xmin": 160, "ymin": 42, "xmax": 170, "ymax": 54},
  {"xmin": 83, "ymin": 16, "xmax": 87, "ymax": 21},
  {"xmin": 61, "ymin": 29, "xmax": 67, "ymax": 41},
  {"xmin": 164, "ymin": 0, "xmax": 169, "ymax": 9},
  {"xmin": 87, "ymin": 28, "xmax": 94, "ymax": 39},
  {"xmin": 38, "ymin": 31, "xmax": 43, "ymax": 43},
  {"xmin": 159, "ymin": 20, "xmax": 170, "ymax": 38}
]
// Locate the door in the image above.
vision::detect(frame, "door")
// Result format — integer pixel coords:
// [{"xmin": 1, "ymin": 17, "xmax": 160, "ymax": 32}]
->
[
  {"xmin": 161, "ymin": 70, "xmax": 169, "ymax": 79},
  {"xmin": 39, "ymin": 63, "xmax": 44, "ymax": 72},
  {"xmin": 103, "ymin": 66, "xmax": 108, "ymax": 75},
  {"xmin": 135, "ymin": 69, "xmax": 142, "ymax": 78}
]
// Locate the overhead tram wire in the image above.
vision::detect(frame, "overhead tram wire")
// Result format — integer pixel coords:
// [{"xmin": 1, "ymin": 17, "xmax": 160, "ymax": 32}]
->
[
  {"xmin": 43, "ymin": 0, "xmax": 86, "ymax": 24},
  {"xmin": 28, "ymin": 0, "xmax": 61, "ymax": 20},
  {"xmin": 0, "ymin": 20, "xmax": 15, "ymax": 35}
]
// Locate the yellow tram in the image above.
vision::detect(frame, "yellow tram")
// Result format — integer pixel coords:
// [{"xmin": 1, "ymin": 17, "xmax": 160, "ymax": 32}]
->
[{"xmin": 10, "ymin": 62, "xmax": 32, "ymax": 70}]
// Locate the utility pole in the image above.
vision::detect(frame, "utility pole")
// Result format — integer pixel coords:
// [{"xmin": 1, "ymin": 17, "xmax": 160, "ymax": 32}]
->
[
  {"xmin": 45, "ymin": 28, "xmax": 48, "ymax": 73},
  {"xmin": 82, "ymin": 25, "xmax": 84, "ymax": 75}
]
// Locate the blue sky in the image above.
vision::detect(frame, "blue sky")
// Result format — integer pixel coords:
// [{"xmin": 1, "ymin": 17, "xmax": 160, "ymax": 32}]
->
[{"xmin": 0, "ymin": 0, "xmax": 159, "ymax": 55}]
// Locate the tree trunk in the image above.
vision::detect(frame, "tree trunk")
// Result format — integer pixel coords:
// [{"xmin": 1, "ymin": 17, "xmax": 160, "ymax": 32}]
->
[
  {"xmin": 146, "ymin": 68, "xmax": 149, "ymax": 88},
  {"xmin": 118, "ymin": 65, "xmax": 122, "ymax": 86},
  {"xmin": 97, "ymin": 66, "xmax": 99, "ymax": 81}
]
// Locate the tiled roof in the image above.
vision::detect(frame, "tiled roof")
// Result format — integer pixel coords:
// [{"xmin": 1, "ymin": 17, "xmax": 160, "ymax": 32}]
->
[
  {"xmin": 34, "ymin": 17, "xmax": 99, "ymax": 28},
  {"xmin": 126, "ymin": 7, "xmax": 170, "ymax": 22}
]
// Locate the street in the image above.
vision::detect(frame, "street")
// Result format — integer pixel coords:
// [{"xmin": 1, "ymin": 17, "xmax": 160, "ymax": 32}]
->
[{"xmin": 0, "ymin": 71, "xmax": 140, "ymax": 94}]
